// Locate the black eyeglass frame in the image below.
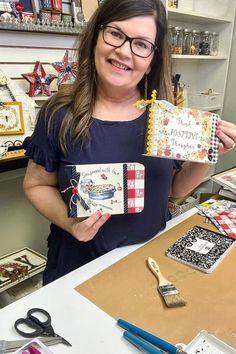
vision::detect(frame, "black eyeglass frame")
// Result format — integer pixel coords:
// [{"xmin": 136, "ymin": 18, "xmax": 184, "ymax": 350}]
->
[{"xmin": 100, "ymin": 25, "xmax": 157, "ymax": 58}]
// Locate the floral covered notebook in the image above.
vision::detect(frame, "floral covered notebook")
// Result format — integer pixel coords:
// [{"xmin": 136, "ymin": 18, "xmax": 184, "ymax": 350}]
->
[
  {"xmin": 61, "ymin": 163, "xmax": 145, "ymax": 217},
  {"xmin": 136, "ymin": 91, "xmax": 219, "ymax": 164}
]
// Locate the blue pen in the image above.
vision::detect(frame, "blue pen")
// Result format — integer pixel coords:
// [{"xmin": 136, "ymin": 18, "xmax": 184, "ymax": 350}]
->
[
  {"xmin": 117, "ymin": 319, "xmax": 187, "ymax": 354},
  {"xmin": 124, "ymin": 331, "xmax": 163, "ymax": 354}
]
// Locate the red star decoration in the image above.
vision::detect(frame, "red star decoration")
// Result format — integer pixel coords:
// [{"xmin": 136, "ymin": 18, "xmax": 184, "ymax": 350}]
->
[
  {"xmin": 51, "ymin": 50, "xmax": 78, "ymax": 85},
  {"xmin": 22, "ymin": 61, "xmax": 57, "ymax": 97}
]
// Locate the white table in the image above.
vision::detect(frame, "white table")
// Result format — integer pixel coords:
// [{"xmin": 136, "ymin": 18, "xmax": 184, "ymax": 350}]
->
[{"xmin": 0, "ymin": 209, "xmax": 197, "ymax": 353}]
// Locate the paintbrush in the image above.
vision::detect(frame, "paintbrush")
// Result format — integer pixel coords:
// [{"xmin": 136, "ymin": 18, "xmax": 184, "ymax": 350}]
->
[{"xmin": 147, "ymin": 257, "xmax": 186, "ymax": 308}]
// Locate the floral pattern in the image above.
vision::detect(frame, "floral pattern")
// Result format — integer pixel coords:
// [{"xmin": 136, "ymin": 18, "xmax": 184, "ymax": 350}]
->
[{"xmin": 140, "ymin": 91, "xmax": 219, "ymax": 164}]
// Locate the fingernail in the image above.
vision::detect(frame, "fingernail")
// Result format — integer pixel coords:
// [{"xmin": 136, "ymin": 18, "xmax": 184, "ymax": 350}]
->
[
  {"xmin": 105, "ymin": 213, "xmax": 111, "ymax": 220},
  {"xmin": 96, "ymin": 210, "xmax": 102, "ymax": 217}
]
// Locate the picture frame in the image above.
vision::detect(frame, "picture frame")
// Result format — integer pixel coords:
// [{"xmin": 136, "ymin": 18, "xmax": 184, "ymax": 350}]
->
[
  {"xmin": 211, "ymin": 167, "xmax": 236, "ymax": 193},
  {"xmin": 0, "ymin": 101, "xmax": 25, "ymax": 135}
]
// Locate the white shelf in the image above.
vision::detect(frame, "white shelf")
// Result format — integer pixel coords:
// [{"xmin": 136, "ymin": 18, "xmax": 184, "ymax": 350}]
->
[
  {"xmin": 168, "ymin": 8, "xmax": 232, "ymax": 24},
  {"xmin": 172, "ymin": 55, "xmax": 228, "ymax": 60},
  {"xmin": 167, "ymin": 0, "xmax": 236, "ymax": 194},
  {"xmin": 33, "ymin": 96, "xmax": 51, "ymax": 101}
]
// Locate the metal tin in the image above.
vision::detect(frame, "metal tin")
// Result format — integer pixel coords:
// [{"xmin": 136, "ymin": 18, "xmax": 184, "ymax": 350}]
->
[
  {"xmin": 51, "ymin": 12, "xmax": 61, "ymax": 24},
  {"xmin": 39, "ymin": 10, "xmax": 51, "ymax": 22}
]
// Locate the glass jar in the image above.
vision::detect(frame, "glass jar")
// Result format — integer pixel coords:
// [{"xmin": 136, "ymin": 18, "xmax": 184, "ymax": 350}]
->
[
  {"xmin": 182, "ymin": 28, "xmax": 192, "ymax": 55},
  {"xmin": 168, "ymin": 0, "xmax": 178, "ymax": 8},
  {"xmin": 199, "ymin": 31, "xmax": 210, "ymax": 55},
  {"xmin": 171, "ymin": 27, "xmax": 183, "ymax": 55},
  {"xmin": 190, "ymin": 30, "xmax": 201, "ymax": 55},
  {"xmin": 210, "ymin": 32, "xmax": 219, "ymax": 56},
  {"xmin": 168, "ymin": 25, "xmax": 173, "ymax": 44}
]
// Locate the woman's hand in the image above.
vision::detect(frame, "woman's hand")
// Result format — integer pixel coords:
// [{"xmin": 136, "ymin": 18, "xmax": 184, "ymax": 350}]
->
[
  {"xmin": 217, "ymin": 119, "xmax": 236, "ymax": 154},
  {"xmin": 71, "ymin": 211, "xmax": 110, "ymax": 241}
]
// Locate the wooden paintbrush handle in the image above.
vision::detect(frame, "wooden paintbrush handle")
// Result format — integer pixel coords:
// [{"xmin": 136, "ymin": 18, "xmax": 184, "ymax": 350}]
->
[{"xmin": 147, "ymin": 257, "xmax": 170, "ymax": 287}]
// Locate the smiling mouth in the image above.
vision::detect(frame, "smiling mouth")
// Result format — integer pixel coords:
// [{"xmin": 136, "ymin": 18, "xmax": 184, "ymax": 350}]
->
[{"xmin": 109, "ymin": 59, "xmax": 131, "ymax": 71}]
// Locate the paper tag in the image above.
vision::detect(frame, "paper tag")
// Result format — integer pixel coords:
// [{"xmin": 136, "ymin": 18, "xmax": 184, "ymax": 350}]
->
[{"xmin": 186, "ymin": 237, "xmax": 215, "ymax": 254}]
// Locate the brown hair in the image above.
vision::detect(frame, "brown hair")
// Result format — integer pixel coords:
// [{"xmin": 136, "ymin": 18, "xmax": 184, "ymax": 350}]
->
[{"xmin": 46, "ymin": 0, "xmax": 173, "ymax": 153}]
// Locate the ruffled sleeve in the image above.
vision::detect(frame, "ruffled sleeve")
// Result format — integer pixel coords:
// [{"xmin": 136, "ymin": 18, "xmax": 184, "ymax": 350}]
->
[
  {"xmin": 23, "ymin": 106, "xmax": 66, "ymax": 172},
  {"xmin": 23, "ymin": 136, "xmax": 59, "ymax": 172}
]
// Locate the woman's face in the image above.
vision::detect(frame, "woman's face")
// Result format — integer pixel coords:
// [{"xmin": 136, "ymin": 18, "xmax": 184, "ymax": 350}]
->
[{"xmin": 94, "ymin": 16, "xmax": 157, "ymax": 94}]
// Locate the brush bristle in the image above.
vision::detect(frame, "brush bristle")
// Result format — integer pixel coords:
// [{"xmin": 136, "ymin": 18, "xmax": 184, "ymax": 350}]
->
[
  {"xmin": 158, "ymin": 284, "xmax": 186, "ymax": 307},
  {"xmin": 162, "ymin": 293, "xmax": 187, "ymax": 307}
]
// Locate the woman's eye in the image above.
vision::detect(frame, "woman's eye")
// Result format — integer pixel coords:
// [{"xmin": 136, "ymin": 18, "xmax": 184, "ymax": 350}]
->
[
  {"xmin": 134, "ymin": 40, "xmax": 148, "ymax": 49},
  {"xmin": 110, "ymin": 30, "xmax": 123, "ymax": 39}
]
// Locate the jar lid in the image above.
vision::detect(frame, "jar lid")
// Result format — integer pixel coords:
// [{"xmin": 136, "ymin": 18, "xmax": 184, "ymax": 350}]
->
[
  {"xmin": 184, "ymin": 28, "xmax": 192, "ymax": 33},
  {"xmin": 192, "ymin": 29, "xmax": 200, "ymax": 34},
  {"xmin": 201, "ymin": 30, "xmax": 210, "ymax": 34}
]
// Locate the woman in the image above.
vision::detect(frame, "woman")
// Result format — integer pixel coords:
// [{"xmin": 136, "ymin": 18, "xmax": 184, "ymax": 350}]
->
[{"xmin": 23, "ymin": 0, "xmax": 236, "ymax": 285}]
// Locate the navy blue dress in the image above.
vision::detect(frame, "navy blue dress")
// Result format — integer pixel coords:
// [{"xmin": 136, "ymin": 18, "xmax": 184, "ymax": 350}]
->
[{"xmin": 23, "ymin": 106, "xmax": 181, "ymax": 284}]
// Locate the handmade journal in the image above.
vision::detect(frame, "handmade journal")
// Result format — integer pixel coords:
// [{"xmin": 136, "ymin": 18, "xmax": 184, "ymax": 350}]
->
[
  {"xmin": 196, "ymin": 199, "xmax": 236, "ymax": 239},
  {"xmin": 166, "ymin": 225, "xmax": 235, "ymax": 273},
  {"xmin": 61, "ymin": 162, "xmax": 145, "ymax": 217},
  {"xmin": 135, "ymin": 90, "xmax": 219, "ymax": 164}
]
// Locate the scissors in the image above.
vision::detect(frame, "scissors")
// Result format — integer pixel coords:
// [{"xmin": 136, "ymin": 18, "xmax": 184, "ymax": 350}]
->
[{"xmin": 14, "ymin": 308, "xmax": 71, "ymax": 347}]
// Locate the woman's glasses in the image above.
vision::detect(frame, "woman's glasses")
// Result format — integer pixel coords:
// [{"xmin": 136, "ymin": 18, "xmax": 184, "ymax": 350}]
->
[{"xmin": 100, "ymin": 25, "xmax": 156, "ymax": 58}]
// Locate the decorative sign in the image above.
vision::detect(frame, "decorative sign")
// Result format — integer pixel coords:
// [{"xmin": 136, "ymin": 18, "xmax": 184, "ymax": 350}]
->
[
  {"xmin": 0, "ymin": 247, "xmax": 46, "ymax": 293},
  {"xmin": 0, "ymin": 101, "xmax": 25, "ymax": 135},
  {"xmin": 22, "ymin": 61, "xmax": 57, "ymax": 97},
  {"xmin": 51, "ymin": 50, "xmax": 78, "ymax": 85}
]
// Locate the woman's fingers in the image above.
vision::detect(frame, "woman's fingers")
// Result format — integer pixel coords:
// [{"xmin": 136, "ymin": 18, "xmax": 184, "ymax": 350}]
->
[
  {"xmin": 217, "ymin": 119, "xmax": 236, "ymax": 153},
  {"xmin": 71, "ymin": 211, "xmax": 110, "ymax": 241},
  {"xmin": 90, "ymin": 212, "xmax": 111, "ymax": 233}
]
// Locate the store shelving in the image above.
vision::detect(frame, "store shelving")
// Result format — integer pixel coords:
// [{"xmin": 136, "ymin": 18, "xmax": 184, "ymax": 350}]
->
[{"xmin": 166, "ymin": 0, "xmax": 236, "ymax": 189}]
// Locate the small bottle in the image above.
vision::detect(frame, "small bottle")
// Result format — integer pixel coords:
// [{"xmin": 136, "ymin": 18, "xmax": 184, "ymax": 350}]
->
[
  {"xmin": 199, "ymin": 31, "xmax": 210, "ymax": 55},
  {"xmin": 182, "ymin": 28, "xmax": 192, "ymax": 55},
  {"xmin": 210, "ymin": 32, "xmax": 219, "ymax": 56},
  {"xmin": 172, "ymin": 27, "xmax": 183, "ymax": 55},
  {"xmin": 190, "ymin": 29, "xmax": 201, "ymax": 55}
]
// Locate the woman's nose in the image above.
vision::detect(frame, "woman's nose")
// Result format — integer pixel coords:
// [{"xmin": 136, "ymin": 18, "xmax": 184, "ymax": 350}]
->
[{"xmin": 114, "ymin": 40, "xmax": 132, "ymax": 58}]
